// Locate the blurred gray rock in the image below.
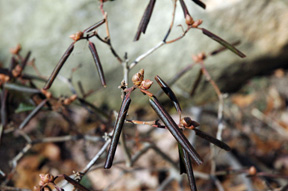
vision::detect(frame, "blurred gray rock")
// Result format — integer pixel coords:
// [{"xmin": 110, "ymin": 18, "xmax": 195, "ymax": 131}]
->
[{"xmin": 0, "ymin": 0, "xmax": 288, "ymax": 108}]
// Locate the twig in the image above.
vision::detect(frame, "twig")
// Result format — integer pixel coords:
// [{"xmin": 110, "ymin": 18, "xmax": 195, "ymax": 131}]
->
[
  {"xmin": 18, "ymin": 99, "xmax": 48, "ymax": 130},
  {"xmin": 129, "ymin": 41, "xmax": 165, "ymax": 69},
  {"xmin": 251, "ymin": 108, "xmax": 288, "ymax": 138},
  {"xmin": 119, "ymin": 129, "xmax": 132, "ymax": 167},
  {"xmin": 81, "ymin": 138, "xmax": 111, "ymax": 174},
  {"xmin": 10, "ymin": 143, "xmax": 32, "ymax": 169},
  {"xmin": 210, "ymin": 175, "xmax": 225, "ymax": 191},
  {"xmin": 3, "ymin": 83, "xmax": 41, "ymax": 94},
  {"xmin": 157, "ymin": 175, "xmax": 174, "ymax": 191}
]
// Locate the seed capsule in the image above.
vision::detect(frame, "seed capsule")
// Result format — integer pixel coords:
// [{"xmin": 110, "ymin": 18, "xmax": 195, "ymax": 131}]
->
[
  {"xmin": 140, "ymin": 79, "xmax": 153, "ymax": 90},
  {"xmin": 69, "ymin": 31, "xmax": 83, "ymax": 41},
  {"xmin": 192, "ymin": 19, "xmax": 203, "ymax": 28},
  {"xmin": 10, "ymin": 44, "xmax": 21, "ymax": 55},
  {"xmin": 181, "ymin": 117, "xmax": 199, "ymax": 130},
  {"xmin": 248, "ymin": 166, "xmax": 257, "ymax": 175},
  {"xmin": 185, "ymin": 14, "xmax": 194, "ymax": 26},
  {"xmin": 132, "ymin": 69, "xmax": 144, "ymax": 86}
]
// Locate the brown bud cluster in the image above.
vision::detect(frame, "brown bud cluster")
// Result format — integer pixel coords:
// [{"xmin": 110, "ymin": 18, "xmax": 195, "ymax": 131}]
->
[
  {"xmin": 0, "ymin": 74, "xmax": 10, "ymax": 86},
  {"xmin": 12, "ymin": 65, "xmax": 23, "ymax": 77},
  {"xmin": 192, "ymin": 52, "xmax": 206, "ymax": 63},
  {"xmin": 192, "ymin": 19, "xmax": 203, "ymax": 28},
  {"xmin": 132, "ymin": 69, "xmax": 153, "ymax": 90},
  {"xmin": 41, "ymin": 89, "xmax": 52, "ymax": 99},
  {"xmin": 185, "ymin": 14, "xmax": 194, "ymax": 26},
  {"xmin": 248, "ymin": 166, "xmax": 257, "ymax": 176},
  {"xmin": 63, "ymin": 94, "xmax": 78, "ymax": 105},
  {"xmin": 132, "ymin": 69, "xmax": 144, "ymax": 86},
  {"xmin": 10, "ymin": 44, "xmax": 21, "ymax": 55},
  {"xmin": 69, "ymin": 31, "xmax": 83, "ymax": 41},
  {"xmin": 140, "ymin": 79, "xmax": 153, "ymax": 90},
  {"xmin": 39, "ymin": 173, "xmax": 54, "ymax": 186},
  {"xmin": 180, "ymin": 117, "xmax": 200, "ymax": 130}
]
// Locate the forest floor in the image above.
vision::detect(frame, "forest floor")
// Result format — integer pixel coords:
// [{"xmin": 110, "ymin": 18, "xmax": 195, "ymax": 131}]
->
[{"xmin": 1, "ymin": 68, "xmax": 288, "ymax": 191}]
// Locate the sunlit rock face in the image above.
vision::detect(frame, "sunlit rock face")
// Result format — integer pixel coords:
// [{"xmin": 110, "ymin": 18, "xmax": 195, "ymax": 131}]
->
[{"xmin": 1, "ymin": 0, "xmax": 287, "ymax": 108}]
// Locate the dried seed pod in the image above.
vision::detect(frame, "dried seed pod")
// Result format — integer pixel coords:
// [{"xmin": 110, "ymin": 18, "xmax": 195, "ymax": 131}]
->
[
  {"xmin": 192, "ymin": 19, "xmax": 203, "ymax": 28},
  {"xmin": 10, "ymin": 44, "xmax": 21, "ymax": 55},
  {"xmin": 132, "ymin": 69, "xmax": 144, "ymax": 86},
  {"xmin": 39, "ymin": 174, "xmax": 54, "ymax": 184},
  {"xmin": 33, "ymin": 186, "xmax": 41, "ymax": 191},
  {"xmin": 84, "ymin": 19, "xmax": 105, "ymax": 33},
  {"xmin": 134, "ymin": 0, "xmax": 156, "ymax": 41},
  {"xmin": 41, "ymin": 89, "xmax": 52, "ymax": 99},
  {"xmin": 0, "ymin": 74, "xmax": 10, "ymax": 86},
  {"xmin": 197, "ymin": 52, "xmax": 206, "ymax": 60},
  {"xmin": 105, "ymin": 95, "xmax": 132, "ymax": 169},
  {"xmin": 69, "ymin": 31, "xmax": 83, "ymax": 41},
  {"xmin": 181, "ymin": 147, "xmax": 198, "ymax": 191},
  {"xmin": 248, "ymin": 166, "xmax": 257, "ymax": 176},
  {"xmin": 63, "ymin": 98, "xmax": 72, "ymax": 105},
  {"xmin": 140, "ymin": 79, "xmax": 153, "ymax": 90},
  {"xmin": 194, "ymin": 129, "xmax": 231, "ymax": 151},
  {"xmin": 201, "ymin": 28, "xmax": 246, "ymax": 58},
  {"xmin": 43, "ymin": 43, "xmax": 75, "ymax": 90},
  {"xmin": 155, "ymin": 75, "xmax": 182, "ymax": 114},
  {"xmin": 149, "ymin": 96, "xmax": 202, "ymax": 165},
  {"xmin": 185, "ymin": 14, "xmax": 194, "ymax": 26},
  {"xmin": 69, "ymin": 94, "xmax": 78, "ymax": 101},
  {"xmin": 63, "ymin": 94, "xmax": 77, "ymax": 105},
  {"xmin": 181, "ymin": 117, "xmax": 200, "ymax": 130},
  {"xmin": 12, "ymin": 65, "xmax": 22, "ymax": 77},
  {"xmin": 88, "ymin": 41, "xmax": 106, "ymax": 87}
]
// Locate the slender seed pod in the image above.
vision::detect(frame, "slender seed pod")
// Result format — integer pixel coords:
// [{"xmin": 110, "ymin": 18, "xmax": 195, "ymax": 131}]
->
[
  {"xmin": 134, "ymin": 0, "xmax": 156, "ymax": 41},
  {"xmin": 104, "ymin": 95, "xmax": 131, "ymax": 169},
  {"xmin": 88, "ymin": 41, "xmax": 106, "ymax": 87},
  {"xmin": 19, "ymin": 99, "xmax": 48, "ymax": 130},
  {"xmin": 201, "ymin": 28, "xmax": 246, "ymax": 58},
  {"xmin": 83, "ymin": 19, "xmax": 105, "ymax": 33},
  {"xmin": 194, "ymin": 129, "xmax": 231, "ymax": 151},
  {"xmin": 178, "ymin": 144, "xmax": 186, "ymax": 174},
  {"xmin": 62, "ymin": 174, "xmax": 90, "ymax": 191},
  {"xmin": 155, "ymin": 75, "xmax": 182, "ymax": 114},
  {"xmin": 182, "ymin": 147, "xmax": 198, "ymax": 191},
  {"xmin": 20, "ymin": 51, "xmax": 31, "ymax": 70},
  {"xmin": 149, "ymin": 96, "xmax": 202, "ymax": 165},
  {"xmin": 191, "ymin": 0, "xmax": 206, "ymax": 9},
  {"xmin": 43, "ymin": 43, "xmax": 75, "ymax": 90}
]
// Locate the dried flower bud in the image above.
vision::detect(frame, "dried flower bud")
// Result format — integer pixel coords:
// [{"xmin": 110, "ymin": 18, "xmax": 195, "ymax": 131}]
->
[
  {"xmin": 63, "ymin": 98, "xmax": 71, "ymax": 105},
  {"xmin": 192, "ymin": 52, "xmax": 206, "ymax": 63},
  {"xmin": 0, "ymin": 74, "xmax": 10, "ymax": 85},
  {"xmin": 140, "ymin": 79, "xmax": 153, "ymax": 90},
  {"xmin": 10, "ymin": 44, "xmax": 21, "ymax": 55},
  {"xmin": 69, "ymin": 94, "xmax": 78, "ymax": 101},
  {"xmin": 33, "ymin": 186, "xmax": 41, "ymax": 191},
  {"xmin": 185, "ymin": 14, "xmax": 194, "ymax": 26},
  {"xmin": 198, "ymin": 52, "xmax": 206, "ymax": 60},
  {"xmin": 180, "ymin": 117, "xmax": 200, "ymax": 130},
  {"xmin": 132, "ymin": 69, "xmax": 144, "ymax": 86},
  {"xmin": 69, "ymin": 31, "xmax": 83, "ymax": 41},
  {"xmin": 12, "ymin": 65, "xmax": 22, "ymax": 77},
  {"xmin": 39, "ymin": 174, "xmax": 54, "ymax": 184},
  {"xmin": 43, "ymin": 187, "xmax": 50, "ymax": 191},
  {"xmin": 41, "ymin": 89, "xmax": 52, "ymax": 99},
  {"xmin": 192, "ymin": 19, "xmax": 203, "ymax": 28},
  {"xmin": 248, "ymin": 166, "xmax": 257, "ymax": 176}
]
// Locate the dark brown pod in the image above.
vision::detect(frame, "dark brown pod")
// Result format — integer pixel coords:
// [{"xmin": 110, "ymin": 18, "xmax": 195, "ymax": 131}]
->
[
  {"xmin": 149, "ymin": 96, "xmax": 202, "ymax": 165},
  {"xmin": 43, "ymin": 43, "xmax": 75, "ymax": 90},
  {"xmin": 104, "ymin": 95, "xmax": 131, "ymax": 169},
  {"xmin": 88, "ymin": 41, "xmax": 106, "ymax": 87}
]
